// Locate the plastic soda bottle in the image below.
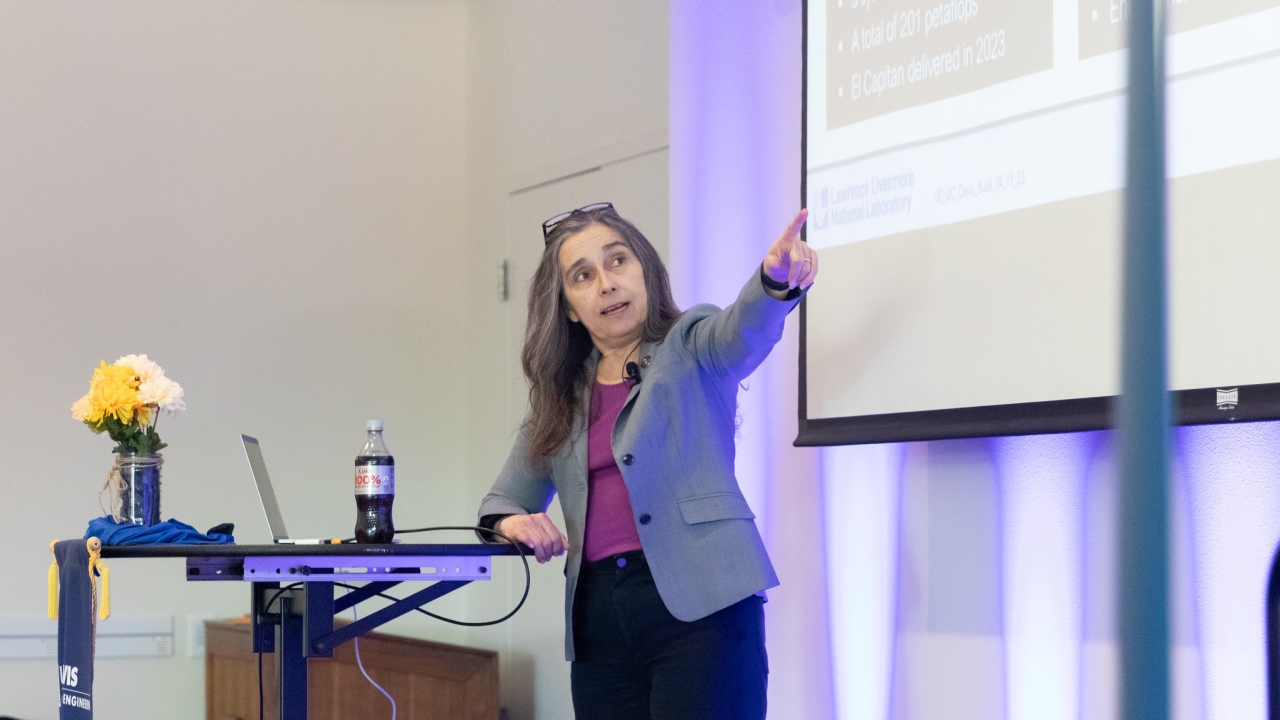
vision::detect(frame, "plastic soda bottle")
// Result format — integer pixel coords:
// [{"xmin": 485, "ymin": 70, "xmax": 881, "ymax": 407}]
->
[{"xmin": 354, "ymin": 420, "xmax": 395, "ymax": 544}]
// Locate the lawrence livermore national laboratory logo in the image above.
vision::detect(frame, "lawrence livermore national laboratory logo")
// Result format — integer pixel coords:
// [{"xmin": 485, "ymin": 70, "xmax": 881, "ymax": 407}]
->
[
  {"xmin": 1216, "ymin": 388, "xmax": 1238, "ymax": 410},
  {"xmin": 814, "ymin": 188, "xmax": 830, "ymax": 230}
]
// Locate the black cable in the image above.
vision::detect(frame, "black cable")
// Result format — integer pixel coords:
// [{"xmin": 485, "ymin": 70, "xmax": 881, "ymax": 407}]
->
[
  {"xmin": 337, "ymin": 525, "xmax": 533, "ymax": 627},
  {"xmin": 391, "ymin": 525, "xmax": 527, "ymax": 620},
  {"xmin": 258, "ymin": 582, "xmax": 302, "ymax": 720}
]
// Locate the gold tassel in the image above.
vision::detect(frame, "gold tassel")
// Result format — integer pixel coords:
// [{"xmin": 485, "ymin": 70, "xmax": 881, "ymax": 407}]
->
[
  {"xmin": 86, "ymin": 537, "xmax": 109, "ymax": 621},
  {"xmin": 98, "ymin": 564, "xmax": 111, "ymax": 620},
  {"xmin": 47, "ymin": 540, "xmax": 59, "ymax": 620}
]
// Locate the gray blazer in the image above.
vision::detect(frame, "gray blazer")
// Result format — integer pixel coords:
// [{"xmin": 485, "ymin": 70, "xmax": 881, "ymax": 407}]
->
[{"xmin": 478, "ymin": 268, "xmax": 802, "ymax": 660}]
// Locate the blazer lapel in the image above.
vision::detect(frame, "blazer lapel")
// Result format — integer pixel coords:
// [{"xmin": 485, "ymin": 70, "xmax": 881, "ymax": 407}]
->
[
  {"xmin": 622, "ymin": 340, "xmax": 654, "ymax": 409},
  {"xmin": 612, "ymin": 341, "xmax": 654, "ymax": 454}
]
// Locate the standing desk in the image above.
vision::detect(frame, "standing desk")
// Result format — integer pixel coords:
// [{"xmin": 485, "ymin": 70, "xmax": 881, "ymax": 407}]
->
[{"xmin": 100, "ymin": 543, "xmax": 523, "ymax": 720}]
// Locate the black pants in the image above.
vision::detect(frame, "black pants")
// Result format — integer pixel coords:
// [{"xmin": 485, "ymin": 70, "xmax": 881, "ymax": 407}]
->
[{"xmin": 570, "ymin": 550, "xmax": 768, "ymax": 720}]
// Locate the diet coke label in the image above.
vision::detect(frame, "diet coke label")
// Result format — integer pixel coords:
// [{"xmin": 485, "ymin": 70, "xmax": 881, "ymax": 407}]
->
[{"xmin": 355, "ymin": 464, "xmax": 395, "ymax": 496}]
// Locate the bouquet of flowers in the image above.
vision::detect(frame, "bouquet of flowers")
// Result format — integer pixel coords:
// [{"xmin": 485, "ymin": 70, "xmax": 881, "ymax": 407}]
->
[{"xmin": 71, "ymin": 354, "xmax": 186, "ymax": 455}]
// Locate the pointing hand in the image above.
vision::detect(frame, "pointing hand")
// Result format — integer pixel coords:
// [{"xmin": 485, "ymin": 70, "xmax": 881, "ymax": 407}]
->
[{"xmin": 762, "ymin": 209, "xmax": 819, "ymax": 293}]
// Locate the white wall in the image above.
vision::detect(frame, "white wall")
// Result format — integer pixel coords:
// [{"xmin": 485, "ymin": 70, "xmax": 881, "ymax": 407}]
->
[
  {"xmin": 0, "ymin": 2, "xmax": 470, "ymax": 718},
  {"xmin": 0, "ymin": 1, "xmax": 669, "ymax": 719}
]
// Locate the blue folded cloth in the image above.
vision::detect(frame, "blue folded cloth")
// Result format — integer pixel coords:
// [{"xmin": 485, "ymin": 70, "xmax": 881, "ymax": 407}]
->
[{"xmin": 84, "ymin": 517, "xmax": 234, "ymax": 546}]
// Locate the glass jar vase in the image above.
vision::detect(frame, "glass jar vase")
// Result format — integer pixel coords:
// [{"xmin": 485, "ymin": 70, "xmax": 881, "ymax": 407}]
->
[{"xmin": 112, "ymin": 453, "xmax": 163, "ymax": 526}]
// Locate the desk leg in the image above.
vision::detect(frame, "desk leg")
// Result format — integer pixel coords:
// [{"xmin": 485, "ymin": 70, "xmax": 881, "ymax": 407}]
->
[
  {"xmin": 306, "ymin": 582, "xmax": 334, "ymax": 658},
  {"xmin": 278, "ymin": 597, "xmax": 308, "ymax": 720}
]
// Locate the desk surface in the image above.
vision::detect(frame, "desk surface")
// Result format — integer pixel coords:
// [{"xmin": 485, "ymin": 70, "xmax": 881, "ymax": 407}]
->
[{"xmin": 100, "ymin": 543, "xmax": 522, "ymax": 559}]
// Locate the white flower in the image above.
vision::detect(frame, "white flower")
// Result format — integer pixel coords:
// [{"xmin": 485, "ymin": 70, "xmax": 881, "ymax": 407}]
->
[
  {"xmin": 139, "ymin": 376, "xmax": 186, "ymax": 412},
  {"xmin": 71, "ymin": 393, "xmax": 93, "ymax": 422},
  {"xmin": 115, "ymin": 354, "xmax": 164, "ymax": 383}
]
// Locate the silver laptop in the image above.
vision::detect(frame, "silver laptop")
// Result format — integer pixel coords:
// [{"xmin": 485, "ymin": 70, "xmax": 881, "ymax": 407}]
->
[{"xmin": 241, "ymin": 434, "xmax": 330, "ymax": 544}]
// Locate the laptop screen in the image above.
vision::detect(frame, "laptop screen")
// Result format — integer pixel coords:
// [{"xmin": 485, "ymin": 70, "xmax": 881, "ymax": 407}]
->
[{"xmin": 241, "ymin": 434, "xmax": 288, "ymax": 542}]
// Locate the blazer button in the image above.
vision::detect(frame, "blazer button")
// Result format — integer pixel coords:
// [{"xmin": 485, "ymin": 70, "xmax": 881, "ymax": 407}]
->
[
  {"xmin": 638, "ymin": 514, "xmax": 651, "ymax": 525},
  {"xmin": 621, "ymin": 454, "xmax": 634, "ymax": 465}
]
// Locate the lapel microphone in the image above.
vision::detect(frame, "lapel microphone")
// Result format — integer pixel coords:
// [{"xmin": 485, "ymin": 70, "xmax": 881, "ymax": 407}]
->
[{"xmin": 625, "ymin": 361, "xmax": 642, "ymax": 384}]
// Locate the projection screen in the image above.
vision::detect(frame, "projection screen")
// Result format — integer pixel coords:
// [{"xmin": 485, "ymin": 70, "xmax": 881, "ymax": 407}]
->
[{"xmin": 797, "ymin": 0, "xmax": 1280, "ymax": 445}]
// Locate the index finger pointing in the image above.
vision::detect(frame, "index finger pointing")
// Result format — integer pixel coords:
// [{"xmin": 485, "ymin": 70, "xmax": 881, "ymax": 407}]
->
[{"xmin": 783, "ymin": 209, "xmax": 809, "ymax": 241}]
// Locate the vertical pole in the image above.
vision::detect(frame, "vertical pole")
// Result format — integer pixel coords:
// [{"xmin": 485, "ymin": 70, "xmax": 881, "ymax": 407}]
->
[
  {"xmin": 1119, "ymin": 0, "xmax": 1169, "ymax": 719},
  {"xmin": 278, "ymin": 597, "xmax": 309, "ymax": 720}
]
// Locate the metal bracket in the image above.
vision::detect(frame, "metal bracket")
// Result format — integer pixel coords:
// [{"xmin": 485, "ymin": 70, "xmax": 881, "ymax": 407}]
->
[
  {"xmin": 333, "ymin": 581, "xmax": 402, "ymax": 612},
  {"xmin": 311, "ymin": 581, "xmax": 470, "ymax": 655},
  {"xmin": 243, "ymin": 555, "xmax": 491, "ymax": 582},
  {"xmin": 186, "ymin": 556, "xmax": 244, "ymax": 581}
]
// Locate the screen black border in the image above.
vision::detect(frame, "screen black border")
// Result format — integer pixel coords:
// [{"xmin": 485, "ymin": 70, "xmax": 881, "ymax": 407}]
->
[{"xmin": 794, "ymin": 0, "xmax": 1280, "ymax": 447}]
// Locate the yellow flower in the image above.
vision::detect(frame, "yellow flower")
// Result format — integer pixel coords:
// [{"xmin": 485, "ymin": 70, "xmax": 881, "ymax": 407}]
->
[
  {"xmin": 90, "ymin": 361, "xmax": 140, "ymax": 393},
  {"xmin": 87, "ymin": 367, "xmax": 142, "ymax": 425}
]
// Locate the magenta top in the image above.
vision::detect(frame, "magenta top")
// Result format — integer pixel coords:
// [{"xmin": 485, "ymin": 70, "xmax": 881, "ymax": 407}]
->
[{"xmin": 582, "ymin": 379, "xmax": 643, "ymax": 562}]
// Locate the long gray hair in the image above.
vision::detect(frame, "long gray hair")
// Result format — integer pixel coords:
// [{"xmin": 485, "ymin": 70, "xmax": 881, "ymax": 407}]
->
[{"xmin": 521, "ymin": 206, "xmax": 681, "ymax": 459}]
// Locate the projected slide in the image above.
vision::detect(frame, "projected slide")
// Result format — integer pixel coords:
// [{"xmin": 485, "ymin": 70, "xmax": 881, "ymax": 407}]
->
[
  {"xmin": 803, "ymin": 0, "xmax": 1280, "ymax": 437},
  {"xmin": 826, "ymin": 1, "xmax": 1052, "ymax": 129}
]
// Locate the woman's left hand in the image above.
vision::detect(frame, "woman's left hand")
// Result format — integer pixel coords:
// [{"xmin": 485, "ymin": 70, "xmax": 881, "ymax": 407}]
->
[{"xmin": 763, "ymin": 209, "xmax": 818, "ymax": 291}]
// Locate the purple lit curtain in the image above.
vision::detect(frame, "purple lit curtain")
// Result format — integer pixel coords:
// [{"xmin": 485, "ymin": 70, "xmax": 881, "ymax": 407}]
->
[
  {"xmin": 670, "ymin": 2, "xmax": 1280, "ymax": 719},
  {"xmin": 822, "ymin": 427, "xmax": 1280, "ymax": 720}
]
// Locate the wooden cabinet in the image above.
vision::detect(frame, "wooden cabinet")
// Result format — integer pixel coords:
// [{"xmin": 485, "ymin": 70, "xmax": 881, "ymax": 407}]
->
[{"xmin": 205, "ymin": 620, "xmax": 499, "ymax": 720}]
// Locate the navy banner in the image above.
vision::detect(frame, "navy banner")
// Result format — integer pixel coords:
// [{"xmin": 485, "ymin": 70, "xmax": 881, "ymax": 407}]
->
[{"xmin": 53, "ymin": 540, "xmax": 95, "ymax": 719}]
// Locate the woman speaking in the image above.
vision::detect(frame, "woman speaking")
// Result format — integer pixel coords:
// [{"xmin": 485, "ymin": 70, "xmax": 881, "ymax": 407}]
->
[{"xmin": 478, "ymin": 202, "xmax": 817, "ymax": 720}]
